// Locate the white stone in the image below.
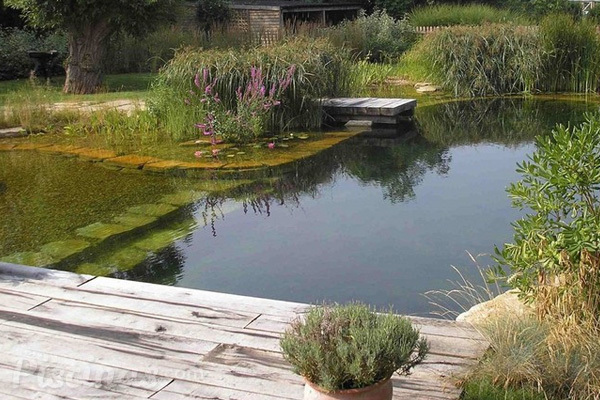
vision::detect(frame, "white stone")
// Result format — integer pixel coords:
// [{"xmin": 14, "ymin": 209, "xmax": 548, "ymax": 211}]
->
[{"xmin": 457, "ymin": 290, "xmax": 532, "ymax": 325}]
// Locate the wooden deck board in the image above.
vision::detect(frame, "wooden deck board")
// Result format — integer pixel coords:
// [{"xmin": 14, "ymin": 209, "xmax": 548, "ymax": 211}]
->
[
  {"xmin": 322, "ymin": 97, "xmax": 417, "ymax": 122},
  {"xmin": 0, "ymin": 265, "xmax": 487, "ymax": 399}
]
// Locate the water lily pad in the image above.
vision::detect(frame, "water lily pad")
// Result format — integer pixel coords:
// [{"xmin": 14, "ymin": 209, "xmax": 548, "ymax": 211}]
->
[
  {"xmin": 0, "ymin": 251, "xmax": 55, "ymax": 267},
  {"xmin": 127, "ymin": 203, "xmax": 177, "ymax": 217},
  {"xmin": 279, "ymin": 144, "xmax": 289, "ymax": 148},
  {"xmin": 76, "ymin": 222, "xmax": 131, "ymax": 240},
  {"xmin": 40, "ymin": 239, "xmax": 90, "ymax": 260},
  {"xmin": 236, "ymin": 151, "xmax": 246, "ymax": 155},
  {"xmin": 226, "ymin": 154, "xmax": 235, "ymax": 158},
  {"xmin": 114, "ymin": 214, "xmax": 157, "ymax": 228},
  {"xmin": 298, "ymin": 135, "xmax": 309, "ymax": 140}
]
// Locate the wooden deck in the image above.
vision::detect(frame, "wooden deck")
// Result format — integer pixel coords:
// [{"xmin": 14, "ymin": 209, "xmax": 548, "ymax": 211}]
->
[
  {"xmin": 0, "ymin": 262, "xmax": 487, "ymax": 400},
  {"xmin": 322, "ymin": 98, "xmax": 417, "ymax": 126}
]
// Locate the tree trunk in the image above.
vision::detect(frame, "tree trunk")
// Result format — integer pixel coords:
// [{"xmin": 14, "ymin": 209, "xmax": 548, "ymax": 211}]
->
[{"xmin": 64, "ymin": 21, "xmax": 111, "ymax": 94}]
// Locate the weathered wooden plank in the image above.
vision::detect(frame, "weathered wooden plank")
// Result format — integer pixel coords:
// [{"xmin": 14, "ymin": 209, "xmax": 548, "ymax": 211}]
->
[
  {"xmin": 0, "ymin": 299, "xmax": 282, "ymax": 353},
  {"xmin": 0, "ymin": 262, "xmax": 93, "ymax": 287},
  {"xmin": 0, "ymin": 351, "xmax": 169, "ymax": 398},
  {"xmin": 0, "ymin": 361, "xmax": 151, "ymax": 400},
  {"xmin": 0, "ymin": 287, "xmax": 49, "ymax": 313},
  {"xmin": 81, "ymin": 276, "xmax": 309, "ymax": 317},
  {"xmin": 153, "ymin": 381, "xmax": 295, "ymax": 400},
  {"xmin": 0, "ymin": 322, "xmax": 304, "ymax": 398},
  {"xmin": 0, "ymin": 280, "xmax": 260, "ymax": 329},
  {"xmin": 322, "ymin": 98, "xmax": 417, "ymax": 118}
]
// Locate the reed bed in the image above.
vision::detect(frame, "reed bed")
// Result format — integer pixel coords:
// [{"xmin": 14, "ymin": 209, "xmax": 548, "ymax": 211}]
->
[
  {"xmin": 409, "ymin": 4, "xmax": 529, "ymax": 27},
  {"xmin": 149, "ymin": 37, "xmax": 353, "ymax": 141}
]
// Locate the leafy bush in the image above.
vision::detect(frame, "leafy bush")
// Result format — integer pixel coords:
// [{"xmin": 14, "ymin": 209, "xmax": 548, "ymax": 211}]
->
[
  {"xmin": 539, "ymin": 13, "xmax": 600, "ymax": 93},
  {"xmin": 324, "ymin": 10, "xmax": 417, "ymax": 62},
  {"xmin": 494, "ymin": 114, "xmax": 600, "ymax": 325},
  {"xmin": 0, "ymin": 28, "xmax": 67, "ymax": 80},
  {"xmin": 280, "ymin": 303, "xmax": 428, "ymax": 392},
  {"xmin": 149, "ymin": 38, "xmax": 353, "ymax": 141},
  {"xmin": 409, "ymin": 4, "xmax": 529, "ymax": 27},
  {"xmin": 415, "ymin": 24, "xmax": 542, "ymax": 97}
]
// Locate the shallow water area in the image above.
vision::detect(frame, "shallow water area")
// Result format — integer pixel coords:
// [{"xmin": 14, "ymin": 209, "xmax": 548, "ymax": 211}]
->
[{"xmin": 0, "ymin": 97, "xmax": 596, "ymax": 315}]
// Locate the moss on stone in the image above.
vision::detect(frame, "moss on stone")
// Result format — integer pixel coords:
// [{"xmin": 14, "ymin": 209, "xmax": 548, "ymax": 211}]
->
[
  {"xmin": 40, "ymin": 239, "xmax": 91, "ymax": 260},
  {"xmin": 77, "ymin": 149, "xmax": 118, "ymax": 162},
  {"xmin": 75, "ymin": 263, "xmax": 114, "ymax": 277},
  {"xmin": 105, "ymin": 247, "xmax": 149, "ymax": 271},
  {"xmin": 114, "ymin": 214, "xmax": 158, "ymax": 228},
  {"xmin": 132, "ymin": 230, "xmax": 183, "ymax": 252},
  {"xmin": 127, "ymin": 203, "xmax": 177, "ymax": 217},
  {"xmin": 0, "ymin": 251, "xmax": 55, "ymax": 266},
  {"xmin": 76, "ymin": 222, "xmax": 131, "ymax": 240},
  {"xmin": 104, "ymin": 155, "xmax": 161, "ymax": 169},
  {"xmin": 159, "ymin": 191, "xmax": 206, "ymax": 206},
  {"xmin": 143, "ymin": 160, "xmax": 186, "ymax": 172}
]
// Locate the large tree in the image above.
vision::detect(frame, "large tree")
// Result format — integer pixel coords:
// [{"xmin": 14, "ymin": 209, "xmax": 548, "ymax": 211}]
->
[{"xmin": 6, "ymin": 0, "xmax": 180, "ymax": 93}]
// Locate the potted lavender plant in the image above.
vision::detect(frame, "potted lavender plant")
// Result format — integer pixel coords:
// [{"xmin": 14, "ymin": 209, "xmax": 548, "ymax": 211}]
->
[{"xmin": 280, "ymin": 303, "xmax": 428, "ymax": 400}]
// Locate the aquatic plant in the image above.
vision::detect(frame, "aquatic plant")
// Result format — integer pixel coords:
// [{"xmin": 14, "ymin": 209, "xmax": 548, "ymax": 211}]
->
[
  {"xmin": 149, "ymin": 38, "xmax": 353, "ymax": 141},
  {"xmin": 189, "ymin": 65, "xmax": 294, "ymax": 146},
  {"xmin": 280, "ymin": 302, "xmax": 428, "ymax": 392}
]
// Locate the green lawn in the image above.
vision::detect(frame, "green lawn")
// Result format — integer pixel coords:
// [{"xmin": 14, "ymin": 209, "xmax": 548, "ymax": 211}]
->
[{"xmin": 0, "ymin": 73, "xmax": 156, "ymax": 107}]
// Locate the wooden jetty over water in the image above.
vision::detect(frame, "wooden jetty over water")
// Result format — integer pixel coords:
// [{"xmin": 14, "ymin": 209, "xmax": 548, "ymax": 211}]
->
[
  {"xmin": 322, "ymin": 98, "xmax": 417, "ymax": 126},
  {"xmin": 0, "ymin": 262, "xmax": 487, "ymax": 400}
]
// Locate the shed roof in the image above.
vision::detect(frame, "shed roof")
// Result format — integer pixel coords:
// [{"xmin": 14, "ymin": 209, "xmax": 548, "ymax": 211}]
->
[{"xmin": 230, "ymin": 1, "xmax": 362, "ymax": 11}]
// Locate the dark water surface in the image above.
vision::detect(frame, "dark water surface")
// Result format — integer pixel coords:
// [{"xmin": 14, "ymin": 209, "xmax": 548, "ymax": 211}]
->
[{"xmin": 0, "ymin": 98, "xmax": 596, "ymax": 315}]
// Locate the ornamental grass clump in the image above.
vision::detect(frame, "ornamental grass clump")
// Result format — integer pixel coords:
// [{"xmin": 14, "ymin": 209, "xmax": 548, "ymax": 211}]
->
[{"xmin": 280, "ymin": 303, "xmax": 428, "ymax": 392}]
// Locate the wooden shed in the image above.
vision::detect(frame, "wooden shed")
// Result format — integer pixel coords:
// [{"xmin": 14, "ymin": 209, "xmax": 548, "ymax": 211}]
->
[{"xmin": 230, "ymin": 1, "xmax": 362, "ymax": 43}]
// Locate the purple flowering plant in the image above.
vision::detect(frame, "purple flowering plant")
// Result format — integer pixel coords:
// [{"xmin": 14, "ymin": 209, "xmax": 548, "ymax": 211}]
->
[{"xmin": 187, "ymin": 65, "xmax": 295, "ymax": 157}]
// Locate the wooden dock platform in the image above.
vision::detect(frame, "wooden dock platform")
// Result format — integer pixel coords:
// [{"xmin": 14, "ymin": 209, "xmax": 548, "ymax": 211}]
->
[
  {"xmin": 0, "ymin": 262, "xmax": 487, "ymax": 400},
  {"xmin": 322, "ymin": 98, "xmax": 417, "ymax": 126}
]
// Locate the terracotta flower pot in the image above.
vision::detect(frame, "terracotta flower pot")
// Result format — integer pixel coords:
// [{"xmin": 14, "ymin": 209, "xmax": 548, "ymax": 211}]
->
[{"xmin": 303, "ymin": 378, "xmax": 393, "ymax": 400}]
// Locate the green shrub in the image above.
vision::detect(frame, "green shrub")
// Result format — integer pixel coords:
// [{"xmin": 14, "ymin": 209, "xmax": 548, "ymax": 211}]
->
[
  {"xmin": 494, "ymin": 114, "xmax": 600, "ymax": 325},
  {"xmin": 149, "ymin": 38, "xmax": 353, "ymax": 141},
  {"xmin": 539, "ymin": 13, "xmax": 600, "ymax": 93},
  {"xmin": 416, "ymin": 24, "xmax": 542, "ymax": 97},
  {"xmin": 280, "ymin": 303, "xmax": 428, "ymax": 391},
  {"xmin": 409, "ymin": 4, "xmax": 528, "ymax": 27},
  {"xmin": 324, "ymin": 10, "xmax": 417, "ymax": 62},
  {"xmin": 0, "ymin": 28, "xmax": 67, "ymax": 80}
]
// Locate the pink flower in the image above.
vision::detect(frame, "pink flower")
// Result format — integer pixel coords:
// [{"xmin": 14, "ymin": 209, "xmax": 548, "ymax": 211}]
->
[
  {"xmin": 203, "ymin": 130, "xmax": 212, "ymax": 136},
  {"xmin": 203, "ymin": 68, "xmax": 209, "ymax": 83},
  {"xmin": 184, "ymin": 99, "xmax": 191, "ymax": 105},
  {"xmin": 268, "ymin": 142, "xmax": 275, "ymax": 149},
  {"xmin": 195, "ymin": 123, "xmax": 206, "ymax": 130},
  {"xmin": 194, "ymin": 151, "xmax": 204, "ymax": 158},
  {"xmin": 194, "ymin": 73, "xmax": 201, "ymax": 88},
  {"xmin": 212, "ymin": 149, "xmax": 220, "ymax": 156}
]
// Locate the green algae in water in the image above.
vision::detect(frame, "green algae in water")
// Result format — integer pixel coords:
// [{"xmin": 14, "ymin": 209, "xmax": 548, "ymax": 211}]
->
[
  {"xmin": 76, "ymin": 222, "xmax": 132, "ymax": 241},
  {"xmin": 114, "ymin": 214, "xmax": 158, "ymax": 228},
  {"xmin": 127, "ymin": 203, "xmax": 177, "ymax": 218},
  {"xmin": 132, "ymin": 229, "xmax": 186, "ymax": 252},
  {"xmin": 40, "ymin": 239, "xmax": 90, "ymax": 260},
  {"xmin": 0, "ymin": 152, "xmax": 201, "ymax": 256},
  {"xmin": 0, "ymin": 251, "xmax": 55, "ymax": 266}
]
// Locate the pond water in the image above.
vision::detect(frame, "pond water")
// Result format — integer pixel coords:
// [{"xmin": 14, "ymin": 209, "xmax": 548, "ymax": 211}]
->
[{"xmin": 0, "ymin": 97, "xmax": 596, "ymax": 316}]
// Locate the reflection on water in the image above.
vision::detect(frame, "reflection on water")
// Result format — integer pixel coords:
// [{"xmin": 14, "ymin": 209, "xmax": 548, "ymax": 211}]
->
[{"xmin": 0, "ymin": 98, "xmax": 595, "ymax": 315}]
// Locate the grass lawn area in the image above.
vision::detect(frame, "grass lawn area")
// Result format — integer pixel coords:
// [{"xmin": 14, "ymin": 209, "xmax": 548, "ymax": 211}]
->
[{"xmin": 0, "ymin": 73, "xmax": 156, "ymax": 107}]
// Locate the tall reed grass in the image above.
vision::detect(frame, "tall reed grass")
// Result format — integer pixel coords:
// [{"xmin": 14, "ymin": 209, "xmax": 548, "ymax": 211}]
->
[
  {"xmin": 149, "ymin": 38, "xmax": 353, "ymax": 141},
  {"xmin": 409, "ymin": 4, "xmax": 529, "ymax": 27},
  {"xmin": 414, "ymin": 24, "xmax": 542, "ymax": 97},
  {"xmin": 410, "ymin": 14, "xmax": 600, "ymax": 97},
  {"xmin": 539, "ymin": 14, "xmax": 600, "ymax": 93}
]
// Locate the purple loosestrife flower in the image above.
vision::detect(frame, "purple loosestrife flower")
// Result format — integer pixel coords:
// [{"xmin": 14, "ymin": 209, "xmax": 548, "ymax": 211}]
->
[{"xmin": 194, "ymin": 73, "xmax": 201, "ymax": 88}]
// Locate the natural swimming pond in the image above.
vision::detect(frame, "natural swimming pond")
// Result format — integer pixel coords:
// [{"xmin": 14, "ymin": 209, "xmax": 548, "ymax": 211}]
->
[{"xmin": 0, "ymin": 97, "xmax": 596, "ymax": 315}]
